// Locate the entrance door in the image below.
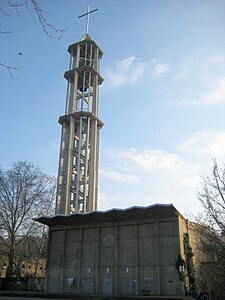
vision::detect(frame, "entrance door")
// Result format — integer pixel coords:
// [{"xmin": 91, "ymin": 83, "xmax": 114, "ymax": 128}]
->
[
  {"xmin": 84, "ymin": 277, "xmax": 94, "ymax": 294},
  {"xmin": 122, "ymin": 277, "xmax": 134, "ymax": 295},
  {"xmin": 103, "ymin": 277, "xmax": 113, "ymax": 295},
  {"xmin": 164, "ymin": 266, "xmax": 177, "ymax": 295}
]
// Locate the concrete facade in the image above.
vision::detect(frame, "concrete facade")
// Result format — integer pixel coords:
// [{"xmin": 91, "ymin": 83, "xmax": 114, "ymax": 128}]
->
[{"xmin": 37, "ymin": 204, "xmax": 187, "ymax": 297}]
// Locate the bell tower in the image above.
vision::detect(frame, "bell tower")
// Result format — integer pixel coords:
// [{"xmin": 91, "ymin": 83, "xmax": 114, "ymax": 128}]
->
[{"xmin": 55, "ymin": 33, "xmax": 104, "ymax": 214}]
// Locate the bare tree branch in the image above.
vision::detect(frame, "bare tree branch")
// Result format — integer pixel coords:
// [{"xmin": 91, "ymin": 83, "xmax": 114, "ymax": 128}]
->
[
  {"xmin": 1, "ymin": 0, "xmax": 66, "ymax": 78},
  {"xmin": 0, "ymin": 30, "xmax": 13, "ymax": 34},
  {"xmin": 31, "ymin": 0, "xmax": 65, "ymax": 40},
  {"xmin": 0, "ymin": 6, "xmax": 11, "ymax": 16},
  {"xmin": 7, "ymin": 0, "xmax": 30, "ymax": 16},
  {"xmin": 195, "ymin": 158, "xmax": 225, "ymax": 298},
  {"xmin": 6, "ymin": 0, "xmax": 65, "ymax": 39},
  {"xmin": 0, "ymin": 62, "xmax": 21, "ymax": 79}
]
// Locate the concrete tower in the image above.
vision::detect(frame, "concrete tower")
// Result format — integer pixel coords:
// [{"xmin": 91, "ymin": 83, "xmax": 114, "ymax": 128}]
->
[{"xmin": 55, "ymin": 33, "xmax": 104, "ymax": 214}]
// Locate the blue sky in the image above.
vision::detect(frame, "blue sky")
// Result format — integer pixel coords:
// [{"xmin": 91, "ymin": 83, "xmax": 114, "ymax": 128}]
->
[{"xmin": 1, "ymin": 0, "xmax": 225, "ymax": 217}]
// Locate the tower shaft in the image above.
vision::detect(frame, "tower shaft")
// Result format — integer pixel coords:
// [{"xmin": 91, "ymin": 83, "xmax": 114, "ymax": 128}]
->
[{"xmin": 56, "ymin": 34, "xmax": 103, "ymax": 214}]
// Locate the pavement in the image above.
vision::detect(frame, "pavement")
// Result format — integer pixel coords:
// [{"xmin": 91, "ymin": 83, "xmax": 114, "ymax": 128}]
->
[{"xmin": 0, "ymin": 291, "xmax": 194, "ymax": 300}]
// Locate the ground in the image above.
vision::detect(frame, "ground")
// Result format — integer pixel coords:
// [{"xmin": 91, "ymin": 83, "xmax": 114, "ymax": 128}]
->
[{"xmin": 0, "ymin": 291, "xmax": 192, "ymax": 300}]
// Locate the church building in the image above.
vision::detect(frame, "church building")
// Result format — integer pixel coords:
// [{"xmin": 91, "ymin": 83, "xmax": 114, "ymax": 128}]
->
[
  {"xmin": 36, "ymin": 10, "xmax": 191, "ymax": 297},
  {"xmin": 37, "ymin": 204, "xmax": 188, "ymax": 296}
]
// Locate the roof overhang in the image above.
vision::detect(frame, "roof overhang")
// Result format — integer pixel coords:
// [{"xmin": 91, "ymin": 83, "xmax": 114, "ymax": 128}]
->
[
  {"xmin": 64, "ymin": 66, "xmax": 104, "ymax": 85},
  {"xmin": 58, "ymin": 111, "xmax": 104, "ymax": 128},
  {"xmin": 35, "ymin": 204, "xmax": 184, "ymax": 228}
]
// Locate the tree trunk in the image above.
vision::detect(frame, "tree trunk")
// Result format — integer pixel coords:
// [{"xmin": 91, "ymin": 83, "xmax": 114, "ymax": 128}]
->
[{"xmin": 6, "ymin": 238, "xmax": 15, "ymax": 277}]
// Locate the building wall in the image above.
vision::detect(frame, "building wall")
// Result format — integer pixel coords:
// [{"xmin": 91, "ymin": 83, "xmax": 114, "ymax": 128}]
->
[
  {"xmin": 45, "ymin": 216, "xmax": 185, "ymax": 296},
  {"xmin": 0, "ymin": 257, "xmax": 46, "ymax": 278},
  {"xmin": 0, "ymin": 237, "xmax": 46, "ymax": 278},
  {"xmin": 178, "ymin": 215, "xmax": 188, "ymax": 258}
]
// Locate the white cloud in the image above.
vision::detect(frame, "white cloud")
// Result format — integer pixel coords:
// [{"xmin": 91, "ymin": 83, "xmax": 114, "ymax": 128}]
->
[
  {"xmin": 173, "ymin": 55, "xmax": 225, "ymax": 82},
  {"xmin": 109, "ymin": 148, "xmax": 199, "ymax": 185},
  {"xmin": 153, "ymin": 64, "xmax": 169, "ymax": 77},
  {"xmin": 99, "ymin": 146, "xmax": 202, "ymax": 214},
  {"xmin": 210, "ymin": 55, "xmax": 225, "ymax": 64},
  {"xmin": 165, "ymin": 53, "xmax": 225, "ymax": 106},
  {"xmin": 180, "ymin": 130, "xmax": 225, "ymax": 157},
  {"xmin": 176, "ymin": 77, "xmax": 225, "ymax": 105},
  {"xmin": 105, "ymin": 56, "xmax": 147, "ymax": 88},
  {"xmin": 104, "ymin": 57, "xmax": 170, "ymax": 88},
  {"xmin": 99, "ymin": 169, "xmax": 139, "ymax": 183},
  {"xmin": 99, "ymin": 131, "xmax": 225, "ymax": 212},
  {"xmin": 102, "ymin": 147, "xmax": 200, "ymax": 189},
  {"xmin": 98, "ymin": 192, "xmax": 117, "ymax": 211}
]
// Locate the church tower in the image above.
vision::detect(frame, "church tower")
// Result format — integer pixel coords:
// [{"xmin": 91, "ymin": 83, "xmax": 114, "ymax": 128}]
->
[{"xmin": 55, "ymin": 33, "xmax": 104, "ymax": 214}]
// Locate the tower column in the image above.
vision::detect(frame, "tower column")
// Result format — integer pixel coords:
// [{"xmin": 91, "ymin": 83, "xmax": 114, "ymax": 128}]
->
[
  {"xmin": 64, "ymin": 115, "xmax": 76, "ymax": 214},
  {"xmin": 56, "ymin": 121, "xmax": 67, "ymax": 214}
]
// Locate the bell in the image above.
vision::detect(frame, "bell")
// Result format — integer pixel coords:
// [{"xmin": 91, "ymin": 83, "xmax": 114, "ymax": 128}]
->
[
  {"xmin": 78, "ymin": 78, "xmax": 87, "ymax": 92},
  {"xmin": 78, "ymin": 85, "xmax": 87, "ymax": 92}
]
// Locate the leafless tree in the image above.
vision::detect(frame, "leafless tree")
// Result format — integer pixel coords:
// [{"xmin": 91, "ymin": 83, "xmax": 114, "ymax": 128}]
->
[
  {"xmin": 1, "ymin": 0, "xmax": 65, "ymax": 78},
  {"xmin": 0, "ymin": 161, "xmax": 56, "ymax": 277},
  {"xmin": 195, "ymin": 158, "xmax": 225, "ymax": 299}
]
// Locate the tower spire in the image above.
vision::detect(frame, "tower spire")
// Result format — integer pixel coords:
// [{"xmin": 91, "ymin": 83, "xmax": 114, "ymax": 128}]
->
[{"xmin": 78, "ymin": 4, "xmax": 98, "ymax": 35}]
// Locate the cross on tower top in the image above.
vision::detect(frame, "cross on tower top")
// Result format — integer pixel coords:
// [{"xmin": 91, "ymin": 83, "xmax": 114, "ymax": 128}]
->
[{"xmin": 78, "ymin": 4, "xmax": 98, "ymax": 34}]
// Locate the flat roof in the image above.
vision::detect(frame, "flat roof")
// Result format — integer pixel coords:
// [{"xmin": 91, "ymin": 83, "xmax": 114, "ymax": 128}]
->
[{"xmin": 35, "ymin": 203, "xmax": 184, "ymax": 227}]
